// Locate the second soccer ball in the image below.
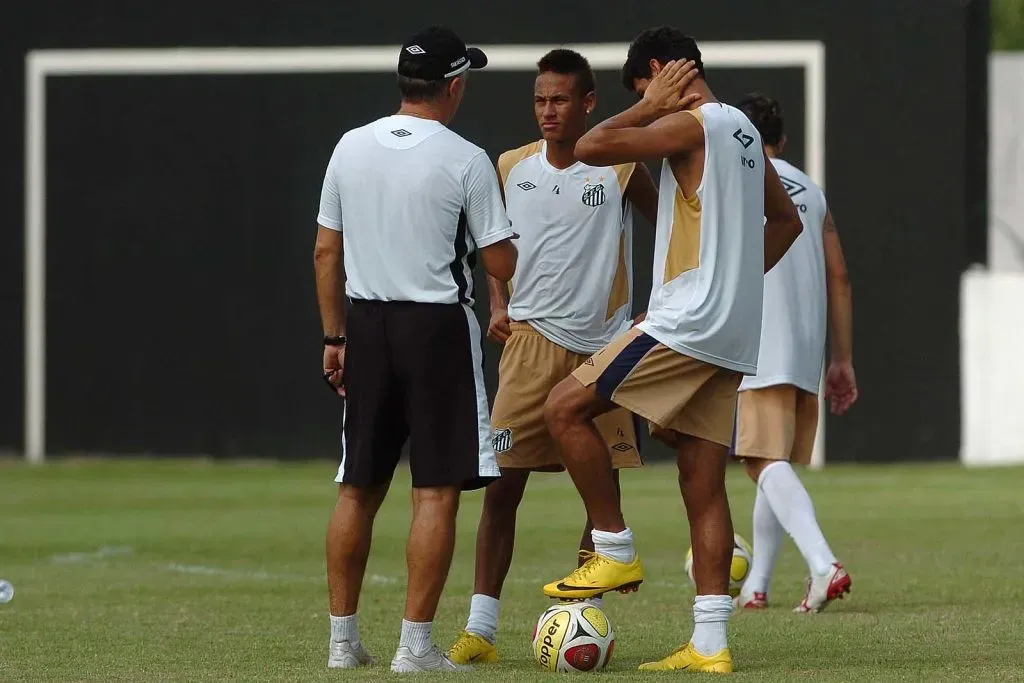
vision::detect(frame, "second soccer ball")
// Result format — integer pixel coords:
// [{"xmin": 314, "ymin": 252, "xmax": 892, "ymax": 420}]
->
[{"xmin": 684, "ymin": 533, "xmax": 753, "ymax": 598}]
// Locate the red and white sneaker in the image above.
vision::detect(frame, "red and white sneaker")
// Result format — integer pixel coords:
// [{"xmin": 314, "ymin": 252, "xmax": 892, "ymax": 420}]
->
[
  {"xmin": 794, "ymin": 563, "xmax": 851, "ymax": 613},
  {"xmin": 735, "ymin": 591, "xmax": 769, "ymax": 609}
]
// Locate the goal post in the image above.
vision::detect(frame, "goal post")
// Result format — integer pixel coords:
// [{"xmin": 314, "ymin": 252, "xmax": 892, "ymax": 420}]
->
[{"xmin": 23, "ymin": 41, "xmax": 826, "ymax": 464}]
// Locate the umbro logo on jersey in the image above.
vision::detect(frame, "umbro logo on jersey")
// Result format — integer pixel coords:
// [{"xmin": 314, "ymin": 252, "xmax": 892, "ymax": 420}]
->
[
  {"xmin": 611, "ymin": 442, "xmax": 633, "ymax": 452},
  {"xmin": 779, "ymin": 175, "xmax": 807, "ymax": 198},
  {"xmin": 405, "ymin": 45, "xmax": 426, "ymax": 54},
  {"xmin": 390, "ymin": 129, "xmax": 412, "ymax": 137},
  {"xmin": 582, "ymin": 183, "xmax": 605, "ymax": 207},
  {"xmin": 517, "ymin": 181, "xmax": 537, "ymax": 191},
  {"xmin": 732, "ymin": 128, "xmax": 754, "ymax": 149}
]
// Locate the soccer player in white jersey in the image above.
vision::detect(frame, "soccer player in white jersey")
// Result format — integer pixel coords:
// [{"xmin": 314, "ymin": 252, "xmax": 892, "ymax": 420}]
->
[
  {"xmin": 731, "ymin": 93, "xmax": 858, "ymax": 613},
  {"xmin": 447, "ymin": 48, "xmax": 660, "ymax": 666},
  {"xmin": 541, "ymin": 28, "xmax": 803, "ymax": 673}
]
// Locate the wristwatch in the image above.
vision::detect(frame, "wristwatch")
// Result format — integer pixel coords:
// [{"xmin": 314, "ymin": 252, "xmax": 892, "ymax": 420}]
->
[{"xmin": 323, "ymin": 335, "xmax": 347, "ymax": 347}]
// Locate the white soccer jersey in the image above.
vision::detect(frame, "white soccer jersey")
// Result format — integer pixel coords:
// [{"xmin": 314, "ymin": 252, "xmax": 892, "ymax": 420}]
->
[
  {"xmin": 636, "ymin": 102, "xmax": 766, "ymax": 374},
  {"xmin": 499, "ymin": 141, "xmax": 636, "ymax": 355},
  {"xmin": 740, "ymin": 158, "xmax": 829, "ymax": 394},
  {"xmin": 317, "ymin": 114, "xmax": 514, "ymax": 305}
]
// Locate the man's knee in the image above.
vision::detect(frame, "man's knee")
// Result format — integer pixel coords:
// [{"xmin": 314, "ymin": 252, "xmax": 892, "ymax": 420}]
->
[
  {"xmin": 412, "ymin": 485, "xmax": 461, "ymax": 513},
  {"xmin": 337, "ymin": 481, "xmax": 389, "ymax": 508},
  {"xmin": 543, "ymin": 376, "xmax": 593, "ymax": 432},
  {"xmin": 483, "ymin": 469, "xmax": 529, "ymax": 512},
  {"xmin": 677, "ymin": 437, "xmax": 729, "ymax": 492},
  {"xmin": 743, "ymin": 456, "xmax": 772, "ymax": 483}
]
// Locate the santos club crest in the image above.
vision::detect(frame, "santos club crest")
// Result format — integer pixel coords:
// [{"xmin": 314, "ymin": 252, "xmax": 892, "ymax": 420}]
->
[
  {"xmin": 581, "ymin": 183, "xmax": 606, "ymax": 207},
  {"xmin": 491, "ymin": 428, "xmax": 513, "ymax": 453}
]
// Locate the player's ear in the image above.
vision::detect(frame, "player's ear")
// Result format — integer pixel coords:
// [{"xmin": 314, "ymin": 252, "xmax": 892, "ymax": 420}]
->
[
  {"xmin": 583, "ymin": 90, "xmax": 596, "ymax": 116},
  {"xmin": 648, "ymin": 59, "xmax": 662, "ymax": 77},
  {"xmin": 447, "ymin": 75, "xmax": 464, "ymax": 99},
  {"xmin": 777, "ymin": 133, "xmax": 788, "ymax": 154}
]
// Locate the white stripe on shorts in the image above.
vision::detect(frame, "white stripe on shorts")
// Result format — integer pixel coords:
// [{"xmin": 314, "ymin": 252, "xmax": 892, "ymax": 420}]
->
[
  {"xmin": 462, "ymin": 304, "xmax": 499, "ymax": 478},
  {"xmin": 333, "ymin": 400, "xmax": 347, "ymax": 483}
]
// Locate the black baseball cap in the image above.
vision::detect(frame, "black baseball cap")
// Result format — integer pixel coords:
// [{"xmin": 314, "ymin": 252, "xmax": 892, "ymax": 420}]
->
[{"xmin": 397, "ymin": 26, "xmax": 488, "ymax": 81}]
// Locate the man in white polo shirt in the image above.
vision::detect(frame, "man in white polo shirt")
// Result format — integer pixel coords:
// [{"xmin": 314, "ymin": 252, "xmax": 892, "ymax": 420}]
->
[{"xmin": 312, "ymin": 25, "xmax": 518, "ymax": 674}]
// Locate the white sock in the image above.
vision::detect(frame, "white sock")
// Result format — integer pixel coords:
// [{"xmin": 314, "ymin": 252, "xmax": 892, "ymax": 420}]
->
[
  {"xmin": 758, "ymin": 461, "xmax": 837, "ymax": 577},
  {"xmin": 690, "ymin": 595, "xmax": 732, "ymax": 655},
  {"xmin": 465, "ymin": 594, "xmax": 499, "ymax": 643},
  {"xmin": 399, "ymin": 619, "xmax": 433, "ymax": 657},
  {"xmin": 591, "ymin": 527, "xmax": 635, "ymax": 563},
  {"xmin": 330, "ymin": 613, "xmax": 360, "ymax": 644},
  {"xmin": 587, "ymin": 597, "xmax": 604, "ymax": 609},
  {"xmin": 743, "ymin": 487, "xmax": 784, "ymax": 596}
]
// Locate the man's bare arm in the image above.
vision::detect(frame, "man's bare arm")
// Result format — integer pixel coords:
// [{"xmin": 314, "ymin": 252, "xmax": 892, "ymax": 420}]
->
[
  {"xmin": 576, "ymin": 108, "xmax": 704, "ymax": 167},
  {"xmin": 762, "ymin": 154, "xmax": 803, "ymax": 272},
  {"xmin": 575, "ymin": 60, "xmax": 702, "ymax": 166},
  {"xmin": 313, "ymin": 226, "xmax": 346, "ymax": 336},
  {"xmin": 823, "ymin": 211, "xmax": 853, "ymax": 362},
  {"xmin": 623, "ymin": 162, "xmax": 659, "ymax": 226}
]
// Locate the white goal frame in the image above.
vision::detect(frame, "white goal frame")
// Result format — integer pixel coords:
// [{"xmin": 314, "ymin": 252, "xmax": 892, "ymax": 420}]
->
[{"xmin": 24, "ymin": 41, "xmax": 826, "ymax": 465}]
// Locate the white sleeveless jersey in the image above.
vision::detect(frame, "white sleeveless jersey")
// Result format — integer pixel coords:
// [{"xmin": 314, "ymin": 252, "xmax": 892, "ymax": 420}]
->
[
  {"xmin": 636, "ymin": 103, "xmax": 765, "ymax": 373},
  {"xmin": 500, "ymin": 141, "xmax": 636, "ymax": 355},
  {"xmin": 740, "ymin": 158, "xmax": 829, "ymax": 394}
]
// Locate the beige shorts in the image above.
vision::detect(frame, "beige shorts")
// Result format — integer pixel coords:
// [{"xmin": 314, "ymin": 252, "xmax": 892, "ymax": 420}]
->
[
  {"xmin": 491, "ymin": 323, "xmax": 642, "ymax": 471},
  {"xmin": 735, "ymin": 385, "xmax": 819, "ymax": 465},
  {"xmin": 572, "ymin": 327, "xmax": 742, "ymax": 447}
]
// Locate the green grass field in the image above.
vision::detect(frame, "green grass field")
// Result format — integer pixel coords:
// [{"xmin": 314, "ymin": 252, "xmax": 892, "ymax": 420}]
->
[{"xmin": 2, "ymin": 459, "xmax": 1024, "ymax": 681}]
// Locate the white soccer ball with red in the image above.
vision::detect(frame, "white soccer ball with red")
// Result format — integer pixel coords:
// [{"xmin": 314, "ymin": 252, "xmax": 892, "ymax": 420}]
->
[
  {"xmin": 532, "ymin": 602, "xmax": 615, "ymax": 673},
  {"xmin": 685, "ymin": 533, "xmax": 754, "ymax": 597}
]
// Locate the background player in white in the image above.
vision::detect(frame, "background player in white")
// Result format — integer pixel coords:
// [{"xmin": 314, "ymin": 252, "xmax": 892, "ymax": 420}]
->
[
  {"xmin": 732, "ymin": 92, "xmax": 858, "ymax": 612},
  {"xmin": 541, "ymin": 28, "xmax": 803, "ymax": 673},
  {"xmin": 315, "ymin": 26, "xmax": 517, "ymax": 673},
  {"xmin": 447, "ymin": 48, "xmax": 659, "ymax": 665}
]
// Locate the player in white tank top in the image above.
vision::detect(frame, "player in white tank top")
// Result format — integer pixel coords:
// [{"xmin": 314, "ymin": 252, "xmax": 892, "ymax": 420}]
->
[
  {"xmin": 538, "ymin": 29, "xmax": 804, "ymax": 674},
  {"xmin": 731, "ymin": 93, "xmax": 859, "ymax": 615}
]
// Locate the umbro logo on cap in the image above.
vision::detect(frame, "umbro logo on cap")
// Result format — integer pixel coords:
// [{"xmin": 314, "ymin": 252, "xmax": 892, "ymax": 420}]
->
[{"xmin": 405, "ymin": 45, "xmax": 426, "ymax": 55}]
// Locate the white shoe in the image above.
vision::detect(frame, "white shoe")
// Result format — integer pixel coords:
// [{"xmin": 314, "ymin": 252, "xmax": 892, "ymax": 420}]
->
[
  {"xmin": 391, "ymin": 645, "xmax": 472, "ymax": 673},
  {"xmin": 328, "ymin": 640, "xmax": 374, "ymax": 669},
  {"xmin": 794, "ymin": 563, "xmax": 852, "ymax": 613}
]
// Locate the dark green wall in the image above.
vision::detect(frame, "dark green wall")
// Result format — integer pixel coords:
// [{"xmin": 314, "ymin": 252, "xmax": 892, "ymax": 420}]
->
[{"xmin": 0, "ymin": 0, "xmax": 988, "ymax": 463}]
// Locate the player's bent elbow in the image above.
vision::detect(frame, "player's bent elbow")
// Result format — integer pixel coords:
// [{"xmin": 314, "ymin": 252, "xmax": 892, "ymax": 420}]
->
[
  {"xmin": 481, "ymin": 241, "xmax": 517, "ymax": 282},
  {"xmin": 574, "ymin": 134, "xmax": 606, "ymax": 165}
]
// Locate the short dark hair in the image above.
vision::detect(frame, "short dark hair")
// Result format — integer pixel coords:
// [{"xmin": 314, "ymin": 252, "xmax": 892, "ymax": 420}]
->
[
  {"xmin": 537, "ymin": 48, "xmax": 596, "ymax": 95},
  {"xmin": 396, "ymin": 72, "xmax": 451, "ymax": 102},
  {"xmin": 621, "ymin": 26, "xmax": 705, "ymax": 91},
  {"xmin": 736, "ymin": 92, "xmax": 784, "ymax": 147}
]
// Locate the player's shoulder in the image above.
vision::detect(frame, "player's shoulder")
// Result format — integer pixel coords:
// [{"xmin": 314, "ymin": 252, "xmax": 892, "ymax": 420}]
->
[{"xmin": 498, "ymin": 140, "xmax": 543, "ymax": 171}]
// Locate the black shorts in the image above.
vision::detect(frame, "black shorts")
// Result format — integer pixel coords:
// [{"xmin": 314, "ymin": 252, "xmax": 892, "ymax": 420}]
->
[{"xmin": 334, "ymin": 300, "xmax": 498, "ymax": 491}]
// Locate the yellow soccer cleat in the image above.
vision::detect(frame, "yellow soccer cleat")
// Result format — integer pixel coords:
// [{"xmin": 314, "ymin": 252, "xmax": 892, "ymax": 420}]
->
[
  {"xmin": 639, "ymin": 643, "xmax": 733, "ymax": 673},
  {"xmin": 447, "ymin": 631, "xmax": 499, "ymax": 665},
  {"xmin": 542, "ymin": 551, "xmax": 644, "ymax": 600}
]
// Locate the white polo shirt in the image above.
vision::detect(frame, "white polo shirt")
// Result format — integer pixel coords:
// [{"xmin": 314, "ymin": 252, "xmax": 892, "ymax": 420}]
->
[{"xmin": 317, "ymin": 114, "xmax": 514, "ymax": 305}]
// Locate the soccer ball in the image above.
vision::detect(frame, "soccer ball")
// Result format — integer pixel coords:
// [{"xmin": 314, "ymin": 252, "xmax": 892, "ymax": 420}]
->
[
  {"xmin": 532, "ymin": 602, "xmax": 615, "ymax": 673},
  {"xmin": 684, "ymin": 533, "xmax": 753, "ymax": 598}
]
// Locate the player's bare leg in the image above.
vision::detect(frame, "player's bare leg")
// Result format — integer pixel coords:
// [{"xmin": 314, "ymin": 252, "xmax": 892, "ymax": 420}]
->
[
  {"xmin": 326, "ymin": 481, "xmax": 390, "ymax": 668},
  {"xmin": 448, "ymin": 470, "xmax": 529, "ymax": 663},
  {"xmin": 406, "ymin": 486, "xmax": 461, "ymax": 621},
  {"xmin": 473, "ymin": 469, "xmax": 531, "ymax": 600},
  {"xmin": 640, "ymin": 433, "xmax": 734, "ymax": 672},
  {"xmin": 740, "ymin": 456, "xmax": 850, "ymax": 612},
  {"xmin": 541, "ymin": 378, "xmax": 643, "ymax": 600},
  {"xmin": 579, "ymin": 471, "xmax": 621, "ymax": 558},
  {"xmin": 391, "ymin": 485, "xmax": 469, "ymax": 672},
  {"xmin": 544, "ymin": 377, "xmax": 623, "ymax": 531}
]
